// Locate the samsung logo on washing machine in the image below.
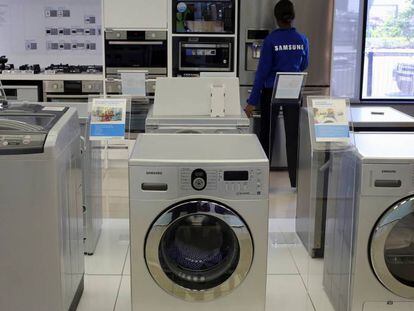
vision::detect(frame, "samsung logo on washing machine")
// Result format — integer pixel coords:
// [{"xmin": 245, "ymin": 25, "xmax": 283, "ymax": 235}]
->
[
  {"xmin": 382, "ymin": 170, "xmax": 397, "ymax": 174},
  {"xmin": 146, "ymin": 171, "xmax": 163, "ymax": 175}
]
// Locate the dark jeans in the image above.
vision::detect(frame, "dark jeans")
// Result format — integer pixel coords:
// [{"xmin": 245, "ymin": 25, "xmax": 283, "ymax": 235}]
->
[{"xmin": 259, "ymin": 88, "xmax": 300, "ymax": 188}]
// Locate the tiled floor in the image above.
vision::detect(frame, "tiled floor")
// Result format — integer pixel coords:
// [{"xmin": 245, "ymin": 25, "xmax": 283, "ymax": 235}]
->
[{"xmin": 78, "ymin": 171, "xmax": 335, "ymax": 311}]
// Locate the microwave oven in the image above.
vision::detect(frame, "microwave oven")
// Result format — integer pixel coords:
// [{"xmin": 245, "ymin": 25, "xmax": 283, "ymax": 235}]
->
[
  {"xmin": 174, "ymin": 37, "xmax": 234, "ymax": 75},
  {"xmin": 173, "ymin": 0, "xmax": 236, "ymax": 34}
]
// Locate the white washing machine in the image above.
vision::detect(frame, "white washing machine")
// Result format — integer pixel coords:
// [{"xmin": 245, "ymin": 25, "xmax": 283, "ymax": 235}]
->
[
  {"xmin": 145, "ymin": 77, "xmax": 250, "ymax": 134},
  {"xmin": 324, "ymin": 133, "xmax": 414, "ymax": 311},
  {"xmin": 0, "ymin": 103, "xmax": 84, "ymax": 311},
  {"xmin": 129, "ymin": 134, "xmax": 269, "ymax": 311}
]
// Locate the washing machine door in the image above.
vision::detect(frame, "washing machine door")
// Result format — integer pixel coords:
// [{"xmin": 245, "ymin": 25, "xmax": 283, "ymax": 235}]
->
[
  {"xmin": 370, "ymin": 196, "xmax": 414, "ymax": 299},
  {"xmin": 145, "ymin": 200, "xmax": 253, "ymax": 302}
]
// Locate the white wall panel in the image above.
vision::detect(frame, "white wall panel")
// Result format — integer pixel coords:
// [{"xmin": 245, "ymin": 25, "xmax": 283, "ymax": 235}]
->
[{"xmin": 0, "ymin": 0, "xmax": 102, "ymax": 67}]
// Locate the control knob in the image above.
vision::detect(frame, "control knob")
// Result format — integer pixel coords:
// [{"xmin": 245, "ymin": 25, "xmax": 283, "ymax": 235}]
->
[{"xmin": 191, "ymin": 169, "xmax": 207, "ymax": 191}]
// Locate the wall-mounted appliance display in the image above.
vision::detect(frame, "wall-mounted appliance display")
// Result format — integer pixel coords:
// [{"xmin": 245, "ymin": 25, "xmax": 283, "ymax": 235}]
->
[
  {"xmin": 105, "ymin": 30, "xmax": 168, "ymax": 78},
  {"xmin": 173, "ymin": 0, "xmax": 236, "ymax": 34},
  {"xmin": 0, "ymin": 0, "xmax": 102, "ymax": 67},
  {"xmin": 173, "ymin": 37, "xmax": 234, "ymax": 76}
]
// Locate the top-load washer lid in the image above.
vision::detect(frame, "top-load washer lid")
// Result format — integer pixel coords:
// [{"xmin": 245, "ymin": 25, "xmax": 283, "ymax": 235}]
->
[
  {"xmin": 351, "ymin": 107, "xmax": 414, "ymax": 131},
  {"xmin": 0, "ymin": 103, "xmax": 68, "ymax": 155}
]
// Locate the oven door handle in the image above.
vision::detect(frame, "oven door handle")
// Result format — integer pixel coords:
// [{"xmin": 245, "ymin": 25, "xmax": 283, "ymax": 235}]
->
[{"xmin": 107, "ymin": 41, "xmax": 164, "ymax": 46}]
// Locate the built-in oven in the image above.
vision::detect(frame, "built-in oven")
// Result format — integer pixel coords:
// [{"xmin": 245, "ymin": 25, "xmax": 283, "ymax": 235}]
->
[
  {"xmin": 0, "ymin": 80, "xmax": 42, "ymax": 101},
  {"xmin": 173, "ymin": 0, "xmax": 236, "ymax": 34},
  {"xmin": 105, "ymin": 30, "xmax": 168, "ymax": 78},
  {"xmin": 43, "ymin": 80, "xmax": 103, "ymax": 102},
  {"xmin": 173, "ymin": 37, "xmax": 234, "ymax": 76}
]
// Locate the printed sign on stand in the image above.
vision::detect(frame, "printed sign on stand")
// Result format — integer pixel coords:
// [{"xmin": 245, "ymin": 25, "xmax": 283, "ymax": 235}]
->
[
  {"xmin": 90, "ymin": 98, "xmax": 127, "ymax": 140},
  {"xmin": 309, "ymin": 97, "xmax": 350, "ymax": 143}
]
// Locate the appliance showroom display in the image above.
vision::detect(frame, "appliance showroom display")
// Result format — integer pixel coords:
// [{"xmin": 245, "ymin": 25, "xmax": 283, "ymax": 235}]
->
[
  {"xmin": 324, "ymin": 133, "xmax": 414, "ymax": 311},
  {"xmin": 238, "ymin": 0, "xmax": 333, "ymax": 169},
  {"xmin": 0, "ymin": 103, "xmax": 84, "ymax": 311},
  {"xmin": 146, "ymin": 77, "xmax": 250, "ymax": 133},
  {"xmin": 129, "ymin": 133, "xmax": 269, "ymax": 311},
  {"xmin": 40, "ymin": 101, "xmax": 103, "ymax": 255},
  {"xmin": 296, "ymin": 106, "xmax": 414, "ymax": 258}
]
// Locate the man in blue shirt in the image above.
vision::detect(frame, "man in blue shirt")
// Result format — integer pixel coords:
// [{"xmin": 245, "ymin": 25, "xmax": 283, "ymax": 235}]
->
[{"xmin": 245, "ymin": 0, "xmax": 309, "ymax": 188}]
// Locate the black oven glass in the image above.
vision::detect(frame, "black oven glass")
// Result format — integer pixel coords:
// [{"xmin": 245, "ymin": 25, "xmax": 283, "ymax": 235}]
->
[
  {"xmin": 180, "ymin": 43, "xmax": 231, "ymax": 71},
  {"xmin": 105, "ymin": 42, "xmax": 167, "ymax": 68},
  {"xmin": 174, "ymin": 0, "xmax": 235, "ymax": 34}
]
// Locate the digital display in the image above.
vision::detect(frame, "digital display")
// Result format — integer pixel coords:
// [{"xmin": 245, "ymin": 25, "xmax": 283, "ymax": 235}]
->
[
  {"xmin": 224, "ymin": 171, "xmax": 249, "ymax": 181},
  {"xmin": 174, "ymin": 0, "xmax": 235, "ymax": 34}
]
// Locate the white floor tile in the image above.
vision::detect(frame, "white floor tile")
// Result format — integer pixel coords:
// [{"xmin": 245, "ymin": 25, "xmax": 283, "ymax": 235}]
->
[
  {"xmin": 123, "ymin": 247, "xmax": 130, "ymax": 276},
  {"xmin": 85, "ymin": 219, "xmax": 130, "ymax": 275},
  {"xmin": 266, "ymin": 275, "xmax": 315, "ymax": 311},
  {"xmin": 114, "ymin": 276, "xmax": 131, "ymax": 311},
  {"xmin": 267, "ymin": 240, "xmax": 298, "ymax": 275},
  {"xmin": 77, "ymin": 275, "xmax": 122, "ymax": 311}
]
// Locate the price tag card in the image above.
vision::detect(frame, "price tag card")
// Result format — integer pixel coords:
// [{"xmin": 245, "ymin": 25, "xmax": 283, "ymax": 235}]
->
[{"xmin": 90, "ymin": 98, "xmax": 127, "ymax": 140}]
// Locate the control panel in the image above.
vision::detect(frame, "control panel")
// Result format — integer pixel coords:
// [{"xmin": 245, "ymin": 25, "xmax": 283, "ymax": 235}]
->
[
  {"xmin": 361, "ymin": 164, "xmax": 414, "ymax": 197},
  {"xmin": 180, "ymin": 167, "xmax": 267, "ymax": 197},
  {"xmin": 0, "ymin": 134, "xmax": 47, "ymax": 154}
]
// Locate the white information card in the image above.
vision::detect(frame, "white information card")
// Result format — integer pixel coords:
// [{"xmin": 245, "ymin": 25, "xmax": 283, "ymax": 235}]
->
[
  {"xmin": 310, "ymin": 97, "xmax": 350, "ymax": 143},
  {"xmin": 274, "ymin": 73, "xmax": 307, "ymax": 100},
  {"xmin": 90, "ymin": 98, "xmax": 127, "ymax": 141}
]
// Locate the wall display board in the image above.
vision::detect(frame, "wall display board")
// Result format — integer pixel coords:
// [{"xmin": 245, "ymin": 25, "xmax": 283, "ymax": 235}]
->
[{"xmin": 0, "ymin": 0, "xmax": 102, "ymax": 67}]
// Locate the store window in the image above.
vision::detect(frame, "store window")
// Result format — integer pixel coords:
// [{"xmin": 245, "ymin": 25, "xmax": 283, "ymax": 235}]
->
[{"xmin": 362, "ymin": 0, "xmax": 414, "ymax": 100}]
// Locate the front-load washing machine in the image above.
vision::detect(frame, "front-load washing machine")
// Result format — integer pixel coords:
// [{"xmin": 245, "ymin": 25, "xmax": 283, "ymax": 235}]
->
[
  {"xmin": 0, "ymin": 103, "xmax": 84, "ymax": 311},
  {"xmin": 129, "ymin": 134, "xmax": 269, "ymax": 311},
  {"xmin": 145, "ymin": 77, "xmax": 250, "ymax": 134},
  {"xmin": 324, "ymin": 133, "xmax": 414, "ymax": 311}
]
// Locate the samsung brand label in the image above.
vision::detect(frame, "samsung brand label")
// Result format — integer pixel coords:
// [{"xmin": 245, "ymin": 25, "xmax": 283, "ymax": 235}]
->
[
  {"xmin": 274, "ymin": 44, "xmax": 305, "ymax": 52},
  {"xmin": 146, "ymin": 171, "xmax": 163, "ymax": 175}
]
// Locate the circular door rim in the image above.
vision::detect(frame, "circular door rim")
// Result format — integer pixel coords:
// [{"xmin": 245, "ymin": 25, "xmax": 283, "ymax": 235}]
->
[
  {"xmin": 145, "ymin": 200, "xmax": 254, "ymax": 302},
  {"xmin": 370, "ymin": 196, "xmax": 414, "ymax": 299}
]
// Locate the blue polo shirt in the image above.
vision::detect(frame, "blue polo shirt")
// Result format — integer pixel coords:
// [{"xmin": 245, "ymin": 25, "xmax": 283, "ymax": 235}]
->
[{"xmin": 248, "ymin": 28, "xmax": 309, "ymax": 106}]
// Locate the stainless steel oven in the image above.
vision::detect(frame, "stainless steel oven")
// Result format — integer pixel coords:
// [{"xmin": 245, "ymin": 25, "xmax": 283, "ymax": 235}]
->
[
  {"xmin": 105, "ymin": 30, "xmax": 168, "ymax": 78},
  {"xmin": 173, "ymin": 37, "xmax": 233, "ymax": 76},
  {"xmin": 0, "ymin": 80, "xmax": 41, "ymax": 101},
  {"xmin": 43, "ymin": 80, "xmax": 103, "ymax": 102}
]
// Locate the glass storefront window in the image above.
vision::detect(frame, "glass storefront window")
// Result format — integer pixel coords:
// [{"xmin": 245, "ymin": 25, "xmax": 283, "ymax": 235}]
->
[{"xmin": 362, "ymin": 0, "xmax": 414, "ymax": 100}]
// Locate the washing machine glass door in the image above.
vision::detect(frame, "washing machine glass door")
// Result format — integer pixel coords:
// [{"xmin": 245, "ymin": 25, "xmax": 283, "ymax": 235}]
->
[
  {"xmin": 370, "ymin": 196, "xmax": 414, "ymax": 299},
  {"xmin": 145, "ymin": 200, "xmax": 253, "ymax": 302}
]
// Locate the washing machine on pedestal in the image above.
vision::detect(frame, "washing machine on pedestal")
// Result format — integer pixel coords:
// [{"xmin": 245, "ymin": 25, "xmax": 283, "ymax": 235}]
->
[
  {"xmin": 129, "ymin": 134, "xmax": 269, "ymax": 311},
  {"xmin": 324, "ymin": 133, "xmax": 414, "ymax": 311},
  {"xmin": 0, "ymin": 103, "xmax": 84, "ymax": 311},
  {"xmin": 145, "ymin": 77, "xmax": 250, "ymax": 134}
]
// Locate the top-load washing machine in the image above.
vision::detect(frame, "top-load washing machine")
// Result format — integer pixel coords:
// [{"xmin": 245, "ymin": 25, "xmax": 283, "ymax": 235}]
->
[
  {"xmin": 0, "ymin": 103, "xmax": 84, "ymax": 311},
  {"xmin": 145, "ymin": 77, "xmax": 250, "ymax": 134},
  {"xmin": 324, "ymin": 133, "xmax": 414, "ymax": 311},
  {"xmin": 296, "ymin": 106, "xmax": 414, "ymax": 258},
  {"xmin": 129, "ymin": 133, "xmax": 269, "ymax": 311}
]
